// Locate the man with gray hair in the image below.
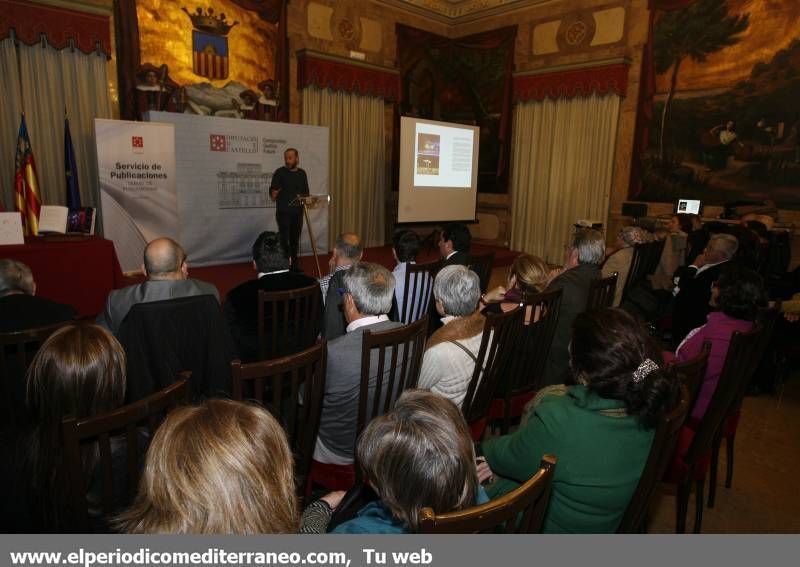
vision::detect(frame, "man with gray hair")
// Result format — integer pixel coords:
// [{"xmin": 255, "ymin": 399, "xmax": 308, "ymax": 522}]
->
[
  {"xmin": 0, "ymin": 259, "xmax": 76, "ymax": 332},
  {"xmin": 541, "ymin": 228, "xmax": 605, "ymax": 387},
  {"xmin": 314, "ymin": 262, "xmax": 403, "ymax": 466},
  {"xmin": 320, "ymin": 232, "xmax": 363, "ymax": 340},
  {"xmin": 418, "ymin": 265, "xmax": 484, "ymax": 407},
  {"xmin": 97, "ymin": 237, "xmax": 219, "ymax": 334},
  {"xmin": 672, "ymin": 232, "xmax": 739, "ymax": 344}
]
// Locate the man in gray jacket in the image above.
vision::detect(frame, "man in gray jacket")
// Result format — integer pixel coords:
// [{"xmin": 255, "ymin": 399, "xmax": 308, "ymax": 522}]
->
[
  {"xmin": 314, "ymin": 262, "xmax": 404, "ymax": 465},
  {"xmin": 97, "ymin": 237, "xmax": 219, "ymax": 334}
]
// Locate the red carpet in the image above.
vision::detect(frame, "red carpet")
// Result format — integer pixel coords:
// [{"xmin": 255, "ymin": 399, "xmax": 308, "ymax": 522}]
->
[{"xmin": 122, "ymin": 244, "xmax": 519, "ymax": 300}]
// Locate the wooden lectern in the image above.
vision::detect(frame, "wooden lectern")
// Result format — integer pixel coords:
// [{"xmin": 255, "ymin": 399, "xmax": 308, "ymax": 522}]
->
[{"xmin": 290, "ymin": 194, "xmax": 330, "ymax": 278}]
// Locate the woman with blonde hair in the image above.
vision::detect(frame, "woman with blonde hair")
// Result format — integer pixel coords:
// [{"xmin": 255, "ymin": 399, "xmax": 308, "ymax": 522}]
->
[
  {"xmin": 602, "ymin": 225, "xmax": 649, "ymax": 307},
  {"xmin": 16, "ymin": 323, "xmax": 127, "ymax": 531},
  {"xmin": 480, "ymin": 253, "xmax": 549, "ymax": 314},
  {"xmin": 118, "ymin": 399, "xmax": 298, "ymax": 534}
]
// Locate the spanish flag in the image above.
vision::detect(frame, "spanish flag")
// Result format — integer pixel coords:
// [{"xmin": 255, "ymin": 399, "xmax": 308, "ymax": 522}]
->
[{"xmin": 14, "ymin": 114, "xmax": 42, "ymax": 235}]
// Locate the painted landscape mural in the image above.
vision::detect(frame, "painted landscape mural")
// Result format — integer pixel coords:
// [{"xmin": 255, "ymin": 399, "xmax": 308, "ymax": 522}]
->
[{"xmin": 638, "ymin": 0, "xmax": 800, "ymax": 210}]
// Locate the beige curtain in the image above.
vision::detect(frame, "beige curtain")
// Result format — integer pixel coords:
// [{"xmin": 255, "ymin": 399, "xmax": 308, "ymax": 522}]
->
[
  {"xmin": 0, "ymin": 38, "xmax": 23, "ymax": 209},
  {"xmin": 302, "ymin": 86, "xmax": 386, "ymax": 248},
  {"xmin": 510, "ymin": 93, "xmax": 621, "ymax": 264},
  {"xmin": 0, "ymin": 36, "xmax": 112, "ymax": 211}
]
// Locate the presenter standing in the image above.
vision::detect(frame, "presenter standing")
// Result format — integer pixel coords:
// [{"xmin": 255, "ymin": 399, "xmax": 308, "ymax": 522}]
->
[{"xmin": 270, "ymin": 148, "xmax": 309, "ymax": 271}]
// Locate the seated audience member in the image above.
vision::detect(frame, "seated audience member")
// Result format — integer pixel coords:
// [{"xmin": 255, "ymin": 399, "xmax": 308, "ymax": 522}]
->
[
  {"xmin": 602, "ymin": 226, "xmax": 648, "ymax": 307},
  {"xmin": 479, "ymin": 308, "xmax": 678, "ymax": 533},
  {"xmin": 117, "ymin": 399, "xmax": 298, "ymax": 534},
  {"xmin": 671, "ymin": 233, "xmax": 739, "ymax": 345},
  {"xmin": 97, "ymin": 237, "xmax": 218, "ymax": 334},
  {"xmin": 300, "ymin": 390, "xmax": 488, "ymax": 533},
  {"xmin": 321, "ymin": 233, "xmax": 363, "ymax": 340},
  {"xmin": 14, "ymin": 324, "xmax": 126, "ymax": 532},
  {"xmin": 223, "ymin": 231, "xmax": 318, "ymax": 362},
  {"xmin": 480, "ymin": 253, "xmax": 549, "ymax": 315},
  {"xmin": 672, "ymin": 267, "xmax": 767, "ymax": 420},
  {"xmin": 391, "ymin": 229, "xmax": 432, "ymax": 323},
  {"xmin": 684, "ymin": 214, "xmax": 708, "ymax": 266},
  {"xmin": 540, "ymin": 228, "xmax": 605, "ymax": 388},
  {"xmin": 314, "ymin": 262, "xmax": 402, "ymax": 466},
  {"xmin": 418, "ymin": 266, "xmax": 483, "ymax": 407},
  {"xmin": 650, "ymin": 215, "xmax": 691, "ymax": 292},
  {"xmin": 438, "ymin": 223, "xmax": 471, "ymax": 266},
  {"xmin": 0, "ymin": 259, "xmax": 76, "ymax": 332}
]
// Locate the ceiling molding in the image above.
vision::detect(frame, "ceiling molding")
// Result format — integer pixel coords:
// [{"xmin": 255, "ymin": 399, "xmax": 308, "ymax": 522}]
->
[{"xmin": 372, "ymin": 0, "xmax": 557, "ymax": 25}]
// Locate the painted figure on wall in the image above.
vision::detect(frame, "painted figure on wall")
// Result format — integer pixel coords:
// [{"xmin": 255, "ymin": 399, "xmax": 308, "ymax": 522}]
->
[{"xmin": 637, "ymin": 0, "xmax": 800, "ymax": 210}]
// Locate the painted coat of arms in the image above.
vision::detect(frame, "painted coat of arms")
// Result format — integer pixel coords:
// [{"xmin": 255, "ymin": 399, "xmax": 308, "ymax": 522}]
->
[{"xmin": 183, "ymin": 6, "xmax": 238, "ymax": 80}]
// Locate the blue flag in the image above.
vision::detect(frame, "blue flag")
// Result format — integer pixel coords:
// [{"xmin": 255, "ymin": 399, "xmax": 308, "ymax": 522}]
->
[{"xmin": 65, "ymin": 117, "xmax": 81, "ymax": 210}]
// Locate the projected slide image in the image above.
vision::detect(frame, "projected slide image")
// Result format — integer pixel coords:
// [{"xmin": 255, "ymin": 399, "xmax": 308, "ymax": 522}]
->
[
  {"xmin": 416, "ymin": 134, "xmax": 440, "ymax": 175},
  {"xmin": 413, "ymin": 122, "xmax": 474, "ymax": 188}
]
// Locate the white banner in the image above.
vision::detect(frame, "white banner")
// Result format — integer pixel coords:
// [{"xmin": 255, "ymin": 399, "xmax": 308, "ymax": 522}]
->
[
  {"xmin": 95, "ymin": 119, "xmax": 177, "ymax": 273},
  {"xmin": 95, "ymin": 115, "xmax": 330, "ymax": 272},
  {"xmin": 147, "ymin": 112, "xmax": 329, "ymax": 268}
]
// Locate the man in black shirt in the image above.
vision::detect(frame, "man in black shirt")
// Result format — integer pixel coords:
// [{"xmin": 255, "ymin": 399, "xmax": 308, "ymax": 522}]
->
[{"xmin": 270, "ymin": 148, "xmax": 309, "ymax": 270}]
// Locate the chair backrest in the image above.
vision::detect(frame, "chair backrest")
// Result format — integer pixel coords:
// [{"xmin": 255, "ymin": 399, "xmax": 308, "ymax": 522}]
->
[
  {"xmin": 118, "ymin": 295, "xmax": 234, "ymax": 402},
  {"xmin": 727, "ymin": 305, "xmax": 781, "ymax": 414},
  {"xmin": 685, "ymin": 324, "xmax": 764, "ymax": 467},
  {"xmin": 622, "ymin": 240, "xmax": 665, "ymax": 301},
  {"xmin": 419, "ymin": 454, "xmax": 557, "ymax": 533},
  {"xmin": 671, "ymin": 341, "xmax": 711, "ymax": 411},
  {"xmin": 356, "ymin": 316, "xmax": 428, "ymax": 438},
  {"xmin": 461, "ymin": 307, "xmax": 523, "ymax": 430},
  {"xmin": 257, "ymin": 283, "xmax": 321, "ymax": 360},
  {"xmin": 617, "ymin": 383, "xmax": 690, "ymax": 533},
  {"xmin": 501, "ymin": 289, "xmax": 563, "ymax": 398},
  {"xmin": 230, "ymin": 341, "xmax": 327, "ymax": 492},
  {"xmin": 468, "ymin": 252, "xmax": 495, "ymax": 294},
  {"xmin": 586, "ymin": 273, "xmax": 618, "ymax": 311},
  {"xmin": 0, "ymin": 322, "xmax": 68, "ymax": 429},
  {"xmin": 61, "ymin": 376, "xmax": 190, "ymax": 532},
  {"xmin": 399, "ymin": 263, "xmax": 436, "ymax": 325}
]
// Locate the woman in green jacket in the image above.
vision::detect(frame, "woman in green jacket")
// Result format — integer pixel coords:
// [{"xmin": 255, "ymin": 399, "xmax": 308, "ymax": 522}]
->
[{"xmin": 478, "ymin": 308, "xmax": 679, "ymax": 533}]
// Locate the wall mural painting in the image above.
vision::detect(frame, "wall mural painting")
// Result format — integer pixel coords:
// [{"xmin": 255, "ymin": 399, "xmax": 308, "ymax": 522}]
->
[
  {"xmin": 638, "ymin": 0, "xmax": 800, "ymax": 210},
  {"xmin": 396, "ymin": 25, "xmax": 516, "ymax": 194}
]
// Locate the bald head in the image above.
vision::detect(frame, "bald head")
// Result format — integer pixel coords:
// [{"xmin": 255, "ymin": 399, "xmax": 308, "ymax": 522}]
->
[
  {"xmin": 333, "ymin": 232, "xmax": 362, "ymax": 267},
  {"xmin": 143, "ymin": 238, "xmax": 187, "ymax": 280}
]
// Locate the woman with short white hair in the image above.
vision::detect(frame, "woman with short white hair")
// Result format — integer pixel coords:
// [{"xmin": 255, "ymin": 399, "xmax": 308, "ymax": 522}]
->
[{"xmin": 417, "ymin": 265, "xmax": 484, "ymax": 407}]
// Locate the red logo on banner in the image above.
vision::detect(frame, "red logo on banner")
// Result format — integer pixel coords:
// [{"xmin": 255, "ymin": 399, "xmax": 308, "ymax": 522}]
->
[
  {"xmin": 132, "ymin": 136, "xmax": 143, "ymax": 148},
  {"xmin": 210, "ymin": 134, "xmax": 227, "ymax": 152}
]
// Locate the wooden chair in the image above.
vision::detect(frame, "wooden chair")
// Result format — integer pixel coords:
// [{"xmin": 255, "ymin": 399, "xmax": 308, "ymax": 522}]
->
[
  {"xmin": 617, "ymin": 384, "xmax": 690, "ymax": 533},
  {"xmin": 708, "ymin": 306, "xmax": 781, "ymax": 508},
  {"xmin": 586, "ymin": 273, "xmax": 618, "ymax": 311},
  {"xmin": 257, "ymin": 283, "xmax": 321, "ymax": 360},
  {"xmin": 488, "ymin": 288, "xmax": 563, "ymax": 434},
  {"xmin": 61, "ymin": 376, "xmax": 190, "ymax": 532},
  {"xmin": 419, "ymin": 454, "xmax": 557, "ymax": 533},
  {"xmin": 308, "ymin": 316, "xmax": 428, "ymax": 492},
  {"xmin": 468, "ymin": 252, "xmax": 495, "ymax": 294},
  {"xmin": 663, "ymin": 324, "xmax": 764, "ymax": 533},
  {"xmin": 399, "ymin": 262, "xmax": 436, "ymax": 324},
  {"xmin": 622, "ymin": 240, "xmax": 665, "ymax": 303},
  {"xmin": 461, "ymin": 307, "xmax": 523, "ymax": 441},
  {"xmin": 670, "ymin": 341, "xmax": 711, "ymax": 411},
  {"xmin": 0, "ymin": 322, "xmax": 69, "ymax": 429},
  {"xmin": 230, "ymin": 341, "xmax": 327, "ymax": 500}
]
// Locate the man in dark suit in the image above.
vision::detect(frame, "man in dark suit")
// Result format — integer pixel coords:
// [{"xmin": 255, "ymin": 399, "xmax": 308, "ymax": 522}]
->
[
  {"xmin": 671, "ymin": 233, "xmax": 739, "ymax": 345},
  {"xmin": 320, "ymin": 232, "xmax": 362, "ymax": 340},
  {"xmin": 224, "ymin": 231, "xmax": 319, "ymax": 362},
  {"xmin": 540, "ymin": 228, "xmax": 605, "ymax": 388},
  {"xmin": 439, "ymin": 222, "xmax": 471, "ymax": 267},
  {"xmin": 0, "ymin": 259, "xmax": 76, "ymax": 332},
  {"xmin": 314, "ymin": 262, "xmax": 403, "ymax": 466},
  {"xmin": 97, "ymin": 238, "xmax": 218, "ymax": 335}
]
